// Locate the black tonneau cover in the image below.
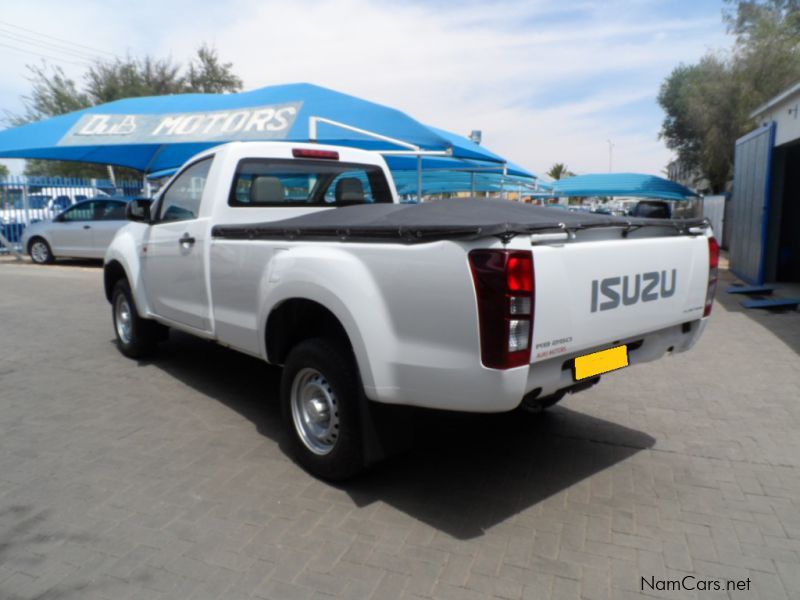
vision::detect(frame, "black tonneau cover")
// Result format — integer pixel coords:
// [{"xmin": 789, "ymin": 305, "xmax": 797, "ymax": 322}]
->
[{"xmin": 211, "ymin": 197, "xmax": 706, "ymax": 244}]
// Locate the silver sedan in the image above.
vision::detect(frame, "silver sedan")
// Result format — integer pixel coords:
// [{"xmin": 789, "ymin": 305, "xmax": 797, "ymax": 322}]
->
[{"xmin": 22, "ymin": 199, "xmax": 129, "ymax": 264}]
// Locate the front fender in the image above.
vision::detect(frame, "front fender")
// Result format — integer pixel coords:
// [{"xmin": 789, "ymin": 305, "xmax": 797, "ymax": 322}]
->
[
  {"xmin": 104, "ymin": 223, "xmax": 152, "ymax": 316},
  {"xmin": 257, "ymin": 246, "xmax": 398, "ymax": 397}
]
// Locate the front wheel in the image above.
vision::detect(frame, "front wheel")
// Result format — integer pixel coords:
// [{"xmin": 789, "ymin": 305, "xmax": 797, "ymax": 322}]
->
[
  {"xmin": 281, "ymin": 338, "xmax": 365, "ymax": 480},
  {"xmin": 29, "ymin": 237, "xmax": 54, "ymax": 264},
  {"xmin": 112, "ymin": 279, "xmax": 163, "ymax": 358}
]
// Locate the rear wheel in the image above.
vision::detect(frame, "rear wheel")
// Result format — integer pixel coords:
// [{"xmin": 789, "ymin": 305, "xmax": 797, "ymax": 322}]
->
[
  {"xmin": 29, "ymin": 237, "xmax": 54, "ymax": 264},
  {"xmin": 281, "ymin": 338, "xmax": 364, "ymax": 480},
  {"xmin": 112, "ymin": 279, "xmax": 164, "ymax": 358}
]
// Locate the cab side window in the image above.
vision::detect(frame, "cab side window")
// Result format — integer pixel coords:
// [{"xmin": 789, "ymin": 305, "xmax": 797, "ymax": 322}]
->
[{"xmin": 158, "ymin": 157, "xmax": 213, "ymax": 222}]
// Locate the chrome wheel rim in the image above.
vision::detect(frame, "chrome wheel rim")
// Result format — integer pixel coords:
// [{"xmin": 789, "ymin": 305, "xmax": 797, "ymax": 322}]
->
[
  {"xmin": 114, "ymin": 294, "xmax": 132, "ymax": 345},
  {"xmin": 31, "ymin": 241, "xmax": 48, "ymax": 263},
  {"xmin": 290, "ymin": 367, "xmax": 340, "ymax": 455}
]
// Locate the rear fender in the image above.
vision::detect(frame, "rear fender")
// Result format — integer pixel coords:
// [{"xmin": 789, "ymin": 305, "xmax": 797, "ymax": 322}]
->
[{"xmin": 258, "ymin": 246, "xmax": 397, "ymax": 396}]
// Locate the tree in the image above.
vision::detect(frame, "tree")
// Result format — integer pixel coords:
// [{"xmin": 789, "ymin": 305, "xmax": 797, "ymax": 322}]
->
[
  {"xmin": 187, "ymin": 45, "xmax": 244, "ymax": 93},
  {"xmin": 11, "ymin": 45, "xmax": 243, "ymax": 178},
  {"xmin": 0, "ymin": 163, "xmax": 9, "ymax": 178},
  {"xmin": 546, "ymin": 163, "xmax": 575, "ymax": 180},
  {"xmin": 658, "ymin": 56, "xmax": 744, "ymax": 192},
  {"xmin": 658, "ymin": 0, "xmax": 800, "ymax": 192}
]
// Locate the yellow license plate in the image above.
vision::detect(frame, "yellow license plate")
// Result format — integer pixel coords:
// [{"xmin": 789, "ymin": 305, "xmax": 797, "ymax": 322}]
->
[{"xmin": 574, "ymin": 345, "xmax": 629, "ymax": 380}]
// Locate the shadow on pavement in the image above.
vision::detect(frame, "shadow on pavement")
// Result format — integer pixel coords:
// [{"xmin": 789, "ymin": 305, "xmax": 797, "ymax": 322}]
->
[
  {"xmin": 343, "ymin": 406, "xmax": 654, "ymax": 539},
  {"xmin": 0, "ymin": 505, "xmax": 109, "ymax": 600},
  {"xmin": 51, "ymin": 258, "xmax": 104, "ymax": 268},
  {"xmin": 716, "ymin": 266, "xmax": 800, "ymax": 355},
  {"xmin": 147, "ymin": 331, "xmax": 655, "ymax": 540}
]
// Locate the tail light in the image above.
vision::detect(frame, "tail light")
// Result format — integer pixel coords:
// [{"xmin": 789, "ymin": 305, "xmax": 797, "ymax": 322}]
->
[
  {"xmin": 469, "ymin": 250, "xmax": 534, "ymax": 369},
  {"xmin": 704, "ymin": 237, "xmax": 720, "ymax": 317}
]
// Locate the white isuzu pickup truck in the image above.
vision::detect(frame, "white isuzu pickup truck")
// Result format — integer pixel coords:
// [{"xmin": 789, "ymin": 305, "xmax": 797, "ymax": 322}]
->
[{"xmin": 104, "ymin": 141, "xmax": 718, "ymax": 479}]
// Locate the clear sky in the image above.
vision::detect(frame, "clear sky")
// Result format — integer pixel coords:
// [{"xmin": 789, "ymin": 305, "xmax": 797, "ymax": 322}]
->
[{"xmin": 0, "ymin": 0, "xmax": 731, "ymax": 178}]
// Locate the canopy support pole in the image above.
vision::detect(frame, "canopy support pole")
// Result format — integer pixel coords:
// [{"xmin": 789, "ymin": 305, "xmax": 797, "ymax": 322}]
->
[
  {"xmin": 21, "ymin": 185, "xmax": 30, "ymax": 227},
  {"xmin": 379, "ymin": 150, "xmax": 451, "ymax": 156},
  {"xmin": 417, "ymin": 155, "xmax": 423, "ymax": 203},
  {"xmin": 309, "ymin": 116, "xmax": 422, "ymax": 151},
  {"xmin": 471, "ymin": 172, "xmax": 476, "ymax": 197}
]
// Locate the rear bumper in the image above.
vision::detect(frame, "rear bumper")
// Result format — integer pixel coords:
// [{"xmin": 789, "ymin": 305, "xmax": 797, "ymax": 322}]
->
[
  {"xmin": 367, "ymin": 319, "xmax": 706, "ymax": 413},
  {"xmin": 524, "ymin": 319, "xmax": 706, "ymax": 401}
]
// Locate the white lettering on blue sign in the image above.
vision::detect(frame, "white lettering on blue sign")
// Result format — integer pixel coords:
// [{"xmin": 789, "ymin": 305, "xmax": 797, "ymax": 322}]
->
[{"xmin": 59, "ymin": 102, "xmax": 303, "ymax": 146}]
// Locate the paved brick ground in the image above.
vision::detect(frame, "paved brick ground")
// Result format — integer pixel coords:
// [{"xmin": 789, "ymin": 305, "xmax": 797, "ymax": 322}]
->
[{"xmin": 0, "ymin": 258, "xmax": 798, "ymax": 599}]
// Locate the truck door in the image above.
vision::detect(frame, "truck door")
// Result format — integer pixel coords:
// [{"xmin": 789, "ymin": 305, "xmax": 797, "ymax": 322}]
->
[{"xmin": 142, "ymin": 157, "xmax": 214, "ymax": 332}]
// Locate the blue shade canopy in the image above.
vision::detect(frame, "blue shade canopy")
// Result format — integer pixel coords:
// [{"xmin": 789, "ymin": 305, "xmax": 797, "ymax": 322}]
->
[
  {"xmin": 551, "ymin": 173, "xmax": 698, "ymax": 201},
  {"xmin": 385, "ymin": 155, "xmax": 534, "ymax": 178},
  {"xmin": 392, "ymin": 171, "xmax": 538, "ymax": 196},
  {"xmin": 0, "ymin": 83, "xmax": 510, "ymax": 173}
]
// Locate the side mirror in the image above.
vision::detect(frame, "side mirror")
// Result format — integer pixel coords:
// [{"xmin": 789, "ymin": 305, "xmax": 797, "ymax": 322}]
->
[
  {"xmin": 53, "ymin": 213, "xmax": 64, "ymax": 222},
  {"xmin": 127, "ymin": 198, "xmax": 153, "ymax": 223}
]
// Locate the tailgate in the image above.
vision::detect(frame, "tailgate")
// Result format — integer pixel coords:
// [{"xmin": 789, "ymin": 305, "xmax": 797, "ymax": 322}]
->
[{"xmin": 531, "ymin": 235, "xmax": 709, "ymax": 362}]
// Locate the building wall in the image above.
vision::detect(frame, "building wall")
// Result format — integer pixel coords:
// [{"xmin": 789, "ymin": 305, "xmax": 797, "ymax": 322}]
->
[
  {"xmin": 740, "ymin": 83, "xmax": 800, "ymax": 283},
  {"xmin": 752, "ymin": 87, "xmax": 800, "ymax": 147}
]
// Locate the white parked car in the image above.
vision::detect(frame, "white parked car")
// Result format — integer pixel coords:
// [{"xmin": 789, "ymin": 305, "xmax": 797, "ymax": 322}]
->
[{"xmin": 23, "ymin": 198, "xmax": 129, "ymax": 263}]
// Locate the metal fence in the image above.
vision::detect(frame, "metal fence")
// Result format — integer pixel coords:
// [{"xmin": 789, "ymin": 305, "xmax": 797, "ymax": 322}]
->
[{"xmin": 0, "ymin": 175, "xmax": 144, "ymax": 254}]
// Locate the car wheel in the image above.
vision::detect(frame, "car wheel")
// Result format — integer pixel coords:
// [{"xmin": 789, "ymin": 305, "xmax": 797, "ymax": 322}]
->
[
  {"xmin": 281, "ymin": 338, "xmax": 365, "ymax": 480},
  {"xmin": 111, "ymin": 279, "xmax": 161, "ymax": 359},
  {"xmin": 29, "ymin": 237, "xmax": 54, "ymax": 264}
]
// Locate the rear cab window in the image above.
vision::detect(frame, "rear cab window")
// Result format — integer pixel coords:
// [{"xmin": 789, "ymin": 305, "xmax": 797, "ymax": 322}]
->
[{"xmin": 229, "ymin": 158, "xmax": 392, "ymax": 207}]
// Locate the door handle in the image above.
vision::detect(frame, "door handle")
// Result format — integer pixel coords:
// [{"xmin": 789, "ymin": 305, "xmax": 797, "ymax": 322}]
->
[
  {"xmin": 83, "ymin": 225, "xmax": 91, "ymax": 229},
  {"xmin": 179, "ymin": 233, "xmax": 196, "ymax": 247}
]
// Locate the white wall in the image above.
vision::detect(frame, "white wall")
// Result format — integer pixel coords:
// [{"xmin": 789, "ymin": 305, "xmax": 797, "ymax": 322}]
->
[
  {"xmin": 753, "ymin": 88, "xmax": 800, "ymax": 147},
  {"xmin": 703, "ymin": 195, "xmax": 726, "ymax": 246}
]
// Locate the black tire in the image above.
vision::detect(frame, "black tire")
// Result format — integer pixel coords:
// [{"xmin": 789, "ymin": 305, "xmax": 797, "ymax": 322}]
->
[
  {"xmin": 281, "ymin": 338, "xmax": 365, "ymax": 481},
  {"xmin": 111, "ymin": 279, "xmax": 163, "ymax": 359},
  {"xmin": 28, "ymin": 237, "xmax": 54, "ymax": 264}
]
